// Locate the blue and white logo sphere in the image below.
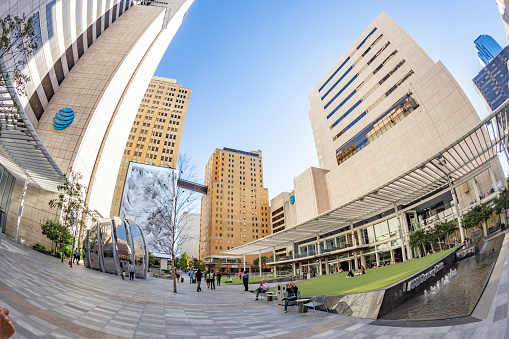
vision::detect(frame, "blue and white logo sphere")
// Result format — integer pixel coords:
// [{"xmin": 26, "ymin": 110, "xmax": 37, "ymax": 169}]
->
[
  {"xmin": 53, "ymin": 108, "xmax": 74, "ymax": 130},
  {"xmin": 290, "ymin": 195, "xmax": 295, "ymax": 205}
]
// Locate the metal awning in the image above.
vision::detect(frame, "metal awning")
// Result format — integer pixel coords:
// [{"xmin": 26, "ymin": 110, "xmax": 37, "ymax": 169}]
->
[
  {"xmin": 223, "ymin": 100, "xmax": 509, "ymax": 256},
  {"xmin": 0, "ymin": 59, "xmax": 65, "ymax": 192}
]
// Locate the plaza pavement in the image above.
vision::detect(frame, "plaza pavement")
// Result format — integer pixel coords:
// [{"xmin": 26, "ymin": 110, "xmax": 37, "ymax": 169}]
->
[{"xmin": 1, "ymin": 235, "xmax": 509, "ymax": 338}]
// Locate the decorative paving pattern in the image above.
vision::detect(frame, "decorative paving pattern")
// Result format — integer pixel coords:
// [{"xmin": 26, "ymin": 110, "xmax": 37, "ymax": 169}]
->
[{"xmin": 1, "ymin": 234, "xmax": 509, "ymax": 338}]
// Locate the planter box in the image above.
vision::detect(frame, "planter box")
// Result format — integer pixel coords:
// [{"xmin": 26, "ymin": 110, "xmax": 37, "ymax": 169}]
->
[{"xmin": 33, "ymin": 246, "xmax": 52, "ymax": 256}]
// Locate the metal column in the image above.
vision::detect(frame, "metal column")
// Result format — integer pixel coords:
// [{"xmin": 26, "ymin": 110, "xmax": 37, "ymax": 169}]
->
[
  {"xmin": 394, "ymin": 203, "xmax": 407, "ymax": 262},
  {"xmin": 448, "ymin": 174, "xmax": 465, "ymax": 243},
  {"xmin": 273, "ymin": 247, "xmax": 276, "ymax": 277},
  {"xmin": 15, "ymin": 180, "xmax": 28, "ymax": 242},
  {"xmin": 259, "ymin": 251, "xmax": 262, "ymax": 278}
]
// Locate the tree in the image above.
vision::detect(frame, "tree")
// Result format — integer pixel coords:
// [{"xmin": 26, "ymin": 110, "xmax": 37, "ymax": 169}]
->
[
  {"xmin": 178, "ymin": 252, "xmax": 190, "ymax": 268},
  {"xmin": 0, "ymin": 14, "xmax": 40, "ymax": 135},
  {"xmin": 494, "ymin": 188, "xmax": 509, "ymax": 216},
  {"xmin": 410, "ymin": 229, "xmax": 427, "ymax": 255},
  {"xmin": 193, "ymin": 259, "xmax": 205, "ymax": 270},
  {"xmin": 48, "ymin": 170, "xmax": 88, "ymax": 266},
  {"xmin": 252, "ymin": 256, "xmax": 267, "ymax": 272},
  {"xmin": 40, "ymin": 219, "xmax": 72, "ymax": 253},
  {"xmin": 143, "ymin": 153, "xmax": 198, "ymax": 293},
  {"xmin": 463, "ymin": 203, "xmax": 494, "ymax": 231}
]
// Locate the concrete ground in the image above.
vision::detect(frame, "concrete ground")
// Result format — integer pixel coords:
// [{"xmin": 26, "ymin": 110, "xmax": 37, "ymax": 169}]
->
[{"xmin": 1, "ymin": 235, "xmax": 509, "ymax": 338}]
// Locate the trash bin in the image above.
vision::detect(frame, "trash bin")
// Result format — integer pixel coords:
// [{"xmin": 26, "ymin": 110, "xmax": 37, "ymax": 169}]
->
[{"xmin": 276, "ymin": 283, "xmax": 289, "ymax": 305}]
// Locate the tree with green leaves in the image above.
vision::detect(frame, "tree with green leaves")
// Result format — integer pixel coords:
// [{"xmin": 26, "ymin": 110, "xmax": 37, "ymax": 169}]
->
[
  {"xmin": 178, "ymin": 252, "xmax": 190, "ymax": 268},
  {"xmin": 410, "ymin": 229, "xmax": 427, "ymax": 255},
  {"xmin": 40, "ymin": 218, "xmax": 72, "ymax": 253},
  {"xmin": 252, "ymin": 256, "xmax": 267, "ymax": 272},
  {"xmin": 49, "ymin": 170, "xmax": 88, "ymax": 266},
  {"xmin": 462, "ymin": 203, "xmax": 494, "ymax": 231},
  {"xmin": 193, "ymin": 259, "xmax": 205, "ymax": 270},
  {"xmin": 0, "ymin": 14, "xmax": 40, "ymax": 134},
  {"xmin": 494, "ymin": 188, "xmax": 509, "ymax": 217}
]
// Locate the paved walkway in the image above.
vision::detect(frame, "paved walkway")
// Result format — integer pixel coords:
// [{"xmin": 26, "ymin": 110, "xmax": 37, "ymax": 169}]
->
[{"xmin": 1, "ymin": 235, "xmax": 509, "ymax": 338}]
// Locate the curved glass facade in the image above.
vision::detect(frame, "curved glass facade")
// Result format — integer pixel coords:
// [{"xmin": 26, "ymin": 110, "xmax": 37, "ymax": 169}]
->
[{"xmin": 84, "ymin": 217, "xmax": 148, "ymax": 279}]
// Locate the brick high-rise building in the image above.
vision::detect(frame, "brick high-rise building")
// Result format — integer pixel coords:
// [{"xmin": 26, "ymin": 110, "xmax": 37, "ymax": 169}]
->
[
  {"xmin": 199, "ymin": 148, "xmax": 270, "ymax": 264},
  {"xmin": 110, "ymin": 76, "xmax": 191, "ymax": 216}
]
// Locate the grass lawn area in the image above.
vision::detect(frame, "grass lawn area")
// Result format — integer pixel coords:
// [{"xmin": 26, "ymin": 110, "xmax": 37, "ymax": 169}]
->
[
  {"xmin": 276, "ymin": 247, "xmax": 457, "ymax": 296},
  {"xmin": 220, "ymin": 275, "xmax": 281, "ymax": 284}
]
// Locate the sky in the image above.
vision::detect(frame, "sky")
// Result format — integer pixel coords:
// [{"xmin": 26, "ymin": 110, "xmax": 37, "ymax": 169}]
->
[{"xmin": 155, "ymin": 0, "xmax": 509, "ymax": 202}]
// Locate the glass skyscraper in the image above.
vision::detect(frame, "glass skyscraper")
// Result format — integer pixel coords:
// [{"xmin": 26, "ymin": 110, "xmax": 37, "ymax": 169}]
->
[
  {"xmin": 473, "ymin": 46, "xmax": 509, "ymax": 111},
  {"xmin": 474, "ymin": 35, "xmax": 503, "ymax": 66}
]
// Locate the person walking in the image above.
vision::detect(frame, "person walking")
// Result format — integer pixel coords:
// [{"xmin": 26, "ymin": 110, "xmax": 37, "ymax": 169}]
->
[
  {"xmin": 121, "ymin": 259, "xmax": 127, "ymax": 280},
  {"xmin": 282, "ymin": 282, "xmax": 298, "ymax": 313},
  {"xmin": 210, "ymin": 270, "xmax": 215, "ymax": 290},
  {"xmin": 129, "ymin": 261, "xmax": 135, "ymax": 281},
  {"xmin": 216, "ymin": 271, "xmax": 222, "ymax": 286},
  {"xmin": 242, "ymin": 270, "xmax": 249, "ymax": 291},
  {"xmin": 190, "ymin": 269, "xmax": 194, "ymax": 284},
  {"xmin": 73, "ymin": 248, "xmax": 80, "ymax": 265},
  {"xmin": 196, "ymin": 269, "xmax": 202, "ymax": 292},
  {"xmin": 206, "ymin": 271, "xmax": 210, "ymax": 288}
]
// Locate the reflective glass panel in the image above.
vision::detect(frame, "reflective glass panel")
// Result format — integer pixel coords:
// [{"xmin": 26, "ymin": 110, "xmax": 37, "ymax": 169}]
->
[
  {"xmin": 130, "ymin": 222, "xmax": 145, "ymax": 278},
  {"xmin": 100, "ymin": 221, "xmax": 116, "ymax": 274},
  {"xmin": 88, "ymin": 225, "xmax": 101, "ymax": 271}
]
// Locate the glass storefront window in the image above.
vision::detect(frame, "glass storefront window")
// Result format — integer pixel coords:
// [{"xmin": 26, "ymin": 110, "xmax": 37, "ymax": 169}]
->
[
  {"xmin": 388, "ymin": 218, "xmax": 399, "ymax": 237},
  {"xmin": 366, "ymin": 226, "xmax": 376, "ymax": 244},
  {"xmin": 374, "ymin": 221, "xmax": 389, "ymax": 241}
]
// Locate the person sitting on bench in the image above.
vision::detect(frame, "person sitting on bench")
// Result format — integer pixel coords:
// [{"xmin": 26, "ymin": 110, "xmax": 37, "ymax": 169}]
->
[
  {"xmin": 282, "ymin": 282, "xmax": 299, "ymax": 313},
  {"xmin": 254, "ymin": 279, "xmax": 269, "ymax": 301}
]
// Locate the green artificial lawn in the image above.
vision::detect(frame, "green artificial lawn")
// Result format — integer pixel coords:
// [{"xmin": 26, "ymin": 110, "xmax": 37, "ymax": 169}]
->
[
  {"xmin": 220, "ymin": 275, "xmax": 282, "ymax": 284},
  {"xmin": 271, "ymin": 247, "xmax": 457, "ymax": 296}
]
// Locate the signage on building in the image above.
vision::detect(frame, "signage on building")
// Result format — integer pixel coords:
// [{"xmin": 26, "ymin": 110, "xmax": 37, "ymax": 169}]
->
[
  {"xmin": 231, "ymin": 265, "xmax": 237, "ymax": 268},
  {"xmin": 53, "ymin": 108, "xmax": 74, "ymax": 130},
  {"xmin": 290, "ymin": 195, "xmax": 295, "ymax": 205},
  {"xmin": 406, "ymin": 261, "xmax": 444, "ymax": 291}
]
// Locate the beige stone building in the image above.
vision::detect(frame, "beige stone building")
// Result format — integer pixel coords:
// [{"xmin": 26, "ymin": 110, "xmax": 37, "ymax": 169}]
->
[
  {"xmin": 110, "ymin": 76, "xmax": 190, "ymax": 216},
  {"xmin": 226, "ymin": 12, "xmax": 507, "ymax": 277},
  {"xmin": 0, "ymin": 1, "xmax": 194, "ymax": 249},
  {"xmin": 199, "ymin": 148, "xmax": 271, "ymax": 271}
]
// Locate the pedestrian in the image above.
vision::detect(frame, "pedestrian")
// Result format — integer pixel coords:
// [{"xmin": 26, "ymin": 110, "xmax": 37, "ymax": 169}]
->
[
  {"xmin": 190, "ymin": 269, "xmax": 194, "ymax": 284},
  {"xmin": 129, "ymin": 261, "xmax": 135, "ymax": 281},
  {"xmin": 121, "ymin": 259, "xmax": 127, "ymax": 280},
  {"xmin": 210, "ymin": 270, "xmax": 215, "ymax": 290},
  {"xmin": 206, "ymin": 271, "xmax": 210, "ymax": 288},
  {"xmin": 242, "ymin": 270, "xmax": 249, "ymax": 291},
  {"xmin": 176, "ymin": 268, "xmax": 180, "ymax": 281},
  {"xmin": 74, "ymin": 248, "xmax": 80, "ymax": 265},
  {"xmin": 196, "ymin": 269, "xmax": 202, "ymax": 292},
  {"xmin": 254, "ymin": 279, "xmax": 269, "ymax": 301},
  {"xmin": 282, "ymin": 282, "xmax": 298, "ymax": 313},
  {"xmin": 227, "ymin": 271, "xmax": 230, "ymax": 279},
  {"xmin": 0, "ymin": 305, "xmax": 15, "ymax": 338},
  {"xmin": 239, "ymin": 271, "xmax": 242, "ymax": 279},
  {"xmin": 216, "ymin": 271, "xmax": 222, "ymax": 286}
]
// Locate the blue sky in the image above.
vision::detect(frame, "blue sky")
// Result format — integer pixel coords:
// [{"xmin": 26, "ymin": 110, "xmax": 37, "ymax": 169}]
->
[{"xmin": 155, "ymin": 0, "xmax": 508, "ymax": 201}]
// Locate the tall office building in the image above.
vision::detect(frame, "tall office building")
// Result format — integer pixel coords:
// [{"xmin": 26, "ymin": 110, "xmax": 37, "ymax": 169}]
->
[
  {"xmin": 473, "ymin": 46, "xmax": 509, "ymax": 111},
  {"xmin": 226, "ymin": 12, "xmax": 506, "ymax": 282},
  {"xmin": 474, "ymin": 35, "xmax": 503, "ymax": 66},
  {"xmin": 199, "ymin": 148, "xmax": 270, "ymax": 261},
  {"xmin": 497, "ymin": 0, "xmax": 509, "ymax": 43},
  {"xmin": 0, "ymin": 0, "xmax": 194, "ymax": 248},
  {"xmin": 110, "ymin": 76, "xmax": 191, "ymax": 216}
]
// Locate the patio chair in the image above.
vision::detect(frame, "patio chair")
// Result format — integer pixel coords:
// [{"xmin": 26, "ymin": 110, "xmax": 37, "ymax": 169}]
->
[{"xmin": 302, "ymin": 294, "xmax": 327, "ymax": 316}]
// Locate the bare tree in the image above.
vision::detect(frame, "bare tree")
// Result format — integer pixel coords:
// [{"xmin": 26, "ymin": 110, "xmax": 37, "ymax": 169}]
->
[
  {"xmin": 49, "ymin": 170, "xmax": 88, "ymax": 266},
  {"xmin": 0, "ymin": 14, "xmax": 40, "ymax": 134},
  {"xmin": 143, "ymin": 154, "xmax": 198, "ymax": 293}
]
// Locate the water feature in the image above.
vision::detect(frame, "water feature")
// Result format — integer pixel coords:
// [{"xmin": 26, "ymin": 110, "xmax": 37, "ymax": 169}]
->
[{"xmin": 381, "ymin": 234, "xmax": 504, "ymax": 321}]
